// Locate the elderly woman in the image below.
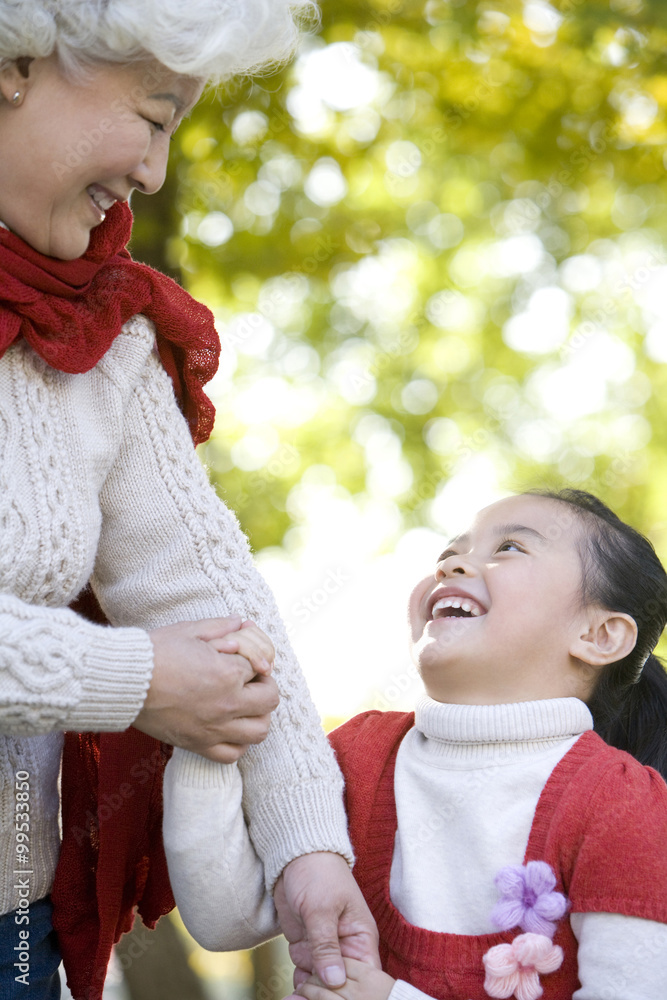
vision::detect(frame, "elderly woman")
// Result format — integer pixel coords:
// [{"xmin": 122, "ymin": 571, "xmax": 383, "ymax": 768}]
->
[{"xmin": 0, "ymin": 2, "xmax": 378, "ymax": 998}]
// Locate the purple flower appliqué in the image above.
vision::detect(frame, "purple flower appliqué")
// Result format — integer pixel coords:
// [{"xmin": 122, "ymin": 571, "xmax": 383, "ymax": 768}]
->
[{"xmin": 490, "ymin": 861, "xmax": 568, "ymax": 938}]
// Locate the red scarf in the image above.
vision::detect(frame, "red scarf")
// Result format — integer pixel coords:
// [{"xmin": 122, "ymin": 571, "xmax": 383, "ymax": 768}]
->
[
  {"xmin": 0, "ymin": 202, "xmax": 221, "ymax": 999},
  {"xmin": 0, "ymin": 199, "xmax": 219, "ymax": 445}
]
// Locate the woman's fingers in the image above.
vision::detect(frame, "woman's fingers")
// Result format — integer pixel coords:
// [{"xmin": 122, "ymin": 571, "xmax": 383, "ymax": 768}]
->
[
  {"xmin": 198, "ymin": 658, "xmax": 279, "ymax": 724},
  {"xmin": 200, "ymin": 743, "xmax": 250, "ymax": 764},
  {"xmin": 193, "ymin": 677, "xmax": 280, "ymax": 762},
  {"xmin": 188, "ymin": 615, "xmax": 244, "ymax": 640},
  {"xmin": 196, "ymin": 711, "xmax": 274, "ymax": 749}
]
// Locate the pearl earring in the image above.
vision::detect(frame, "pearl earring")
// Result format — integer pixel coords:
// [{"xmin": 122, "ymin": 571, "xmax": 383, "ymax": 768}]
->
[{"xmin": 11, "ymin": 91, "xmax": 21, "ymax": 104}]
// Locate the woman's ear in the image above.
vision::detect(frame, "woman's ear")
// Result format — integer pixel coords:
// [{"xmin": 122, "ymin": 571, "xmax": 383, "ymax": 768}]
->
[
  {"xmin": 0, "ymin": 58, "xmax": 34, "ymax": 107},
  {"xmin": 570, "ymin": 610, "xmax": 638, "ymax": 667}
]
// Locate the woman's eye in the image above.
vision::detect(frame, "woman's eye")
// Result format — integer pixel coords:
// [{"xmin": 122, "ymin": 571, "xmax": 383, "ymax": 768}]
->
[{"xmin": 145, "ymin": 118, "xmax": 174, "ymax": 140}]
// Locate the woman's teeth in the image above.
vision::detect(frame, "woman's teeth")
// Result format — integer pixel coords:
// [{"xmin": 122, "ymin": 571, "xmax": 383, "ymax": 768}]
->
[{"xmin": 87, "ymin": 186, "xmax": 117, "ymax": 214}]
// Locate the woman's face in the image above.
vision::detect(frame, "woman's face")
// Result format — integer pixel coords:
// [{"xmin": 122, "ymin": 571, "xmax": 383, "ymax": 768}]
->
[{"xmin": 0, "ymin": 55, "xmax": 203, "ymax": 259}]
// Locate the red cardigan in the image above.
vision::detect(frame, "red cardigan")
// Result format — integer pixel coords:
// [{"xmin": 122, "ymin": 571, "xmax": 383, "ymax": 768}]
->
[{"xmin": 329, "ymin": 711, "xmax": 667, "ymax": 1000}]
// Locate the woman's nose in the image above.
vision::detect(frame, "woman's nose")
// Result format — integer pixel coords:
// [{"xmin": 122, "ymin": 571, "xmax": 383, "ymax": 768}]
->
[{"xmin": 128, "ymin": 143, "xmax": 170, "ymax": 196}]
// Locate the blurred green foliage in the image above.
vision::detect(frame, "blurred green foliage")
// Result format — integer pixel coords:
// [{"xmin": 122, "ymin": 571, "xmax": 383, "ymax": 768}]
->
[{"xmin": 131, "ymin": 0, "xmax": 667, "ymax": 562}]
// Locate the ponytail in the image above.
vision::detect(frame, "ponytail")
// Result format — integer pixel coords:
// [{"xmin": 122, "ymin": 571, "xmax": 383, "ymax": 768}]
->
[{"xmin": 590, "ymin": 655, "xmax": 667, "ymax": 780}]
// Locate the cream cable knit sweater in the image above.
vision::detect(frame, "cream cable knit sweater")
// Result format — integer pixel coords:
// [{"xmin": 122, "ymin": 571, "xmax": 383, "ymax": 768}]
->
[{"xmin": 0, "ymin": 315, "xmax": 351, "ymax": 918}]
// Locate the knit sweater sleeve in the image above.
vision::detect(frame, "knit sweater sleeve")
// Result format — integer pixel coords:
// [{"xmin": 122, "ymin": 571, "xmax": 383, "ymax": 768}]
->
[
  {"xmin": 92, "ymin": 338, "xmax": 352, "ymax": 888},
  {"xmin": 0, "ymin": 592, "xmax": 154, "ymax": 735}
]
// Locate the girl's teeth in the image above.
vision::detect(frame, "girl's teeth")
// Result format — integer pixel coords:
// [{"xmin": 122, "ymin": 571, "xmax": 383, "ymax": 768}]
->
[{"xmin": 431, "ymin": 595, "xmax": 484, "ymax": 617}]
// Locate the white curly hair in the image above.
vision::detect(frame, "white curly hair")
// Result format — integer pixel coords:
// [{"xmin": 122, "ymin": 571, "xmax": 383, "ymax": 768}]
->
[{"xmin": 0, "ymin": 0, "xmax": 317, "ymax": 82}]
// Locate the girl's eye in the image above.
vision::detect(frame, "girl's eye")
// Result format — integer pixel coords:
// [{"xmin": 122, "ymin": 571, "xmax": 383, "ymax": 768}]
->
[{"xmin": 497, "ymin": 539, "xmax": 523, "ymax": 553}]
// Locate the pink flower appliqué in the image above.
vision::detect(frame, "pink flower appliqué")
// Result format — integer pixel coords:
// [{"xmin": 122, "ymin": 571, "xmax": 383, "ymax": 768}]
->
[
  {"xmin": 490, "ymin": 861, "xmax": 568, "ymax": 937},
  {"xmin": 483, "ymin": 933, "xmax": 564, "ymax": 1000}
]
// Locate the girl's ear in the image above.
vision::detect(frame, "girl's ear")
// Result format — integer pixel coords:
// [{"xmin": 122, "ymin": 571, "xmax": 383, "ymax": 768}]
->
[{"xmin": 570, "ymin": 610, "xmax": 638, "ymax": 667}]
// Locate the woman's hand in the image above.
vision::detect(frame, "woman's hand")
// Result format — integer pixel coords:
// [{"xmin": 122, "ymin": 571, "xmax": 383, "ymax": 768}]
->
[
  {"xmin": 274, "ymin": 853, "xmax": 381, "ymax": 991},
  {"xmin": 133, "ymin": 615, "xmax": 279, "ymax": 761},
  {"xmin": 297, "ymin": 959, "xmax": 395, "ymax": 1000}
]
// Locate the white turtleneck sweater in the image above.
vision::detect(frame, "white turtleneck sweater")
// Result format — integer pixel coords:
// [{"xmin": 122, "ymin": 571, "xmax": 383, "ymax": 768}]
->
[
  {"xmin": 0, "ymin": 313, "xmax": 351, "ymax": 918},
  {"xmin": 164, "ymin": 697, "xmax": 667, "ymax": 1000}
]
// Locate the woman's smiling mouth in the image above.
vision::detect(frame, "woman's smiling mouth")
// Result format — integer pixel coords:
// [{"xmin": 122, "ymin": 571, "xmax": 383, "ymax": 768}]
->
[{"xmin": 86, "ymin": 184, "xmax": 122, "ymax": 222}]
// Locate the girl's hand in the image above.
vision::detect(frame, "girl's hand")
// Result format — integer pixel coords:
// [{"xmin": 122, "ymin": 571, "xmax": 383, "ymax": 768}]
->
[
  {"xmin": 134, "ymin": 616, "xmax": 279, "ymax": 762},
  {"xmin": 297, "ymin": 958, "xmax": 395, "ymax": 1000},
  {"xmin": 211, "ymin": 619, "xmax": 274, "ymax": 676}
]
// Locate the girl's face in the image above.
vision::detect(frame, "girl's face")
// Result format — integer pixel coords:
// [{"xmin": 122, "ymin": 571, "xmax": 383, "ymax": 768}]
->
[
  {"xmin": 408, "ymin": 494, "xmax": 599, "ymax": 705},
  {"xmin": 0, "ymin": 55, "xmax": 203, "ymax": 259}
]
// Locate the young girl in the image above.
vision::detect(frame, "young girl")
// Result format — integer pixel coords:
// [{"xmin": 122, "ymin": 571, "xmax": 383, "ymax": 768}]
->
[{"xmin": 163, "ymin": 489, "xmax": 667, "ymax": 1000}]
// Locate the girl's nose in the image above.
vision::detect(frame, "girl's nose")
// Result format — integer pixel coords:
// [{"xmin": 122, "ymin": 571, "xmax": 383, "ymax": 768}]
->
[{"xmin": 434, "ymin": 552, "xmax": 475, "ymax": 580}]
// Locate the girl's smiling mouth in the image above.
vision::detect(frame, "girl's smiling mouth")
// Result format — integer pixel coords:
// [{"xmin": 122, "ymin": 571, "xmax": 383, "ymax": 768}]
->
[{"xmin": 428, "ymin": 588, "xmax": 487, "ymax": 621}]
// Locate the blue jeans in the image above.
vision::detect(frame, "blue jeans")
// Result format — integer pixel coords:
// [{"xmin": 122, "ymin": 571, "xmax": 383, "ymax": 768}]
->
[{"xmin": 0, "ymin": 896, "xmax": 61, "ymax": 999}]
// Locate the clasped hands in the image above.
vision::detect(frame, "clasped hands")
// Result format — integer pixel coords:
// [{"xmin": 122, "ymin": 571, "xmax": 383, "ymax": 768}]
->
[
  {"xmin": 275, "ymin": 852, "xmax": 388, "ymax": 1000},
  {"xmin": 134, "ymin": 614, "xmax": 279, "ymax": 761}
]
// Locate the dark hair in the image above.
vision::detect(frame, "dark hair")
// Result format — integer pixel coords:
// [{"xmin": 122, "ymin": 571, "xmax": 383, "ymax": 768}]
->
[{"xmin": 526, "ymin": 488, "xmax": 667, "ymax": 779}]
